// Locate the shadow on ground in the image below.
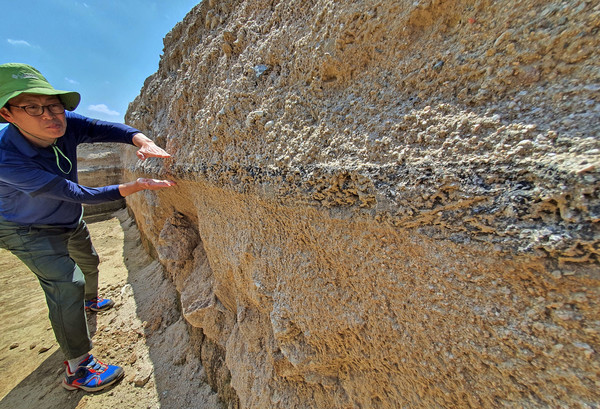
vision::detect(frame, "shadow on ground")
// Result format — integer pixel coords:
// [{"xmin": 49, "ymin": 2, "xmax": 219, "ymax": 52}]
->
[{"xmin": 0, "ymin": 349, "xmax": 121, "ymax": 409}]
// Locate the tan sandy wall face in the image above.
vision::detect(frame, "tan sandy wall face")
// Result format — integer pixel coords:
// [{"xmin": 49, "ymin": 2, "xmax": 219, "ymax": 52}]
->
[
  {"xmin": 123, "ymin": 0, "xmax": 599, "ymax": 407},
  {"xmin": 123, "ymin": 177, "xmax": 598, "ymax": 408}
]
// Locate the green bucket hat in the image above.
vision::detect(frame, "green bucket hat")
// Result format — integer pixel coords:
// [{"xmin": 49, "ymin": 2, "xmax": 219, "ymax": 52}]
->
[{"xmin": 0, "ymin": 63, "xmax": 80, "ymax": 123}]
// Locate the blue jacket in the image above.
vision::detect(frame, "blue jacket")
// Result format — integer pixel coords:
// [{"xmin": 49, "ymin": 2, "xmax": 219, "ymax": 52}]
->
[{"xmin": 0, "ymin": 112, "xmax": 140, "ymax": 228}]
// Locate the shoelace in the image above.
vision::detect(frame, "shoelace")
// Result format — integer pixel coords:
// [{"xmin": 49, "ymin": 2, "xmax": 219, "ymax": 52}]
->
[
  {"xmin": 76, "ymin": 355, "xmax": 106, "ymax": 373},
  {"xmin": 51, "ymin": 143, "xmax": 72, "ymax": 174},
  {"xmin": 87, "ymin": 357, "xmax": 108, "ymax": 372}
]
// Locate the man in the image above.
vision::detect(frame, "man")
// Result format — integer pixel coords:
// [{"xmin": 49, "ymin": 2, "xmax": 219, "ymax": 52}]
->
[{"xmin": 0, "ymin": 63, "xmax": 176, "ymax": 392}]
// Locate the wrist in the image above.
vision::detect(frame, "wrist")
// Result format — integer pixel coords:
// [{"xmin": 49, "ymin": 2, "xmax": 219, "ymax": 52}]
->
[
  {"xmin": 118, "ymin": 179, "xmax": 143, "ymax": 197},
  {"xmin": 132, "ymin": 133, "xmax": 155, "ymax": 148}
]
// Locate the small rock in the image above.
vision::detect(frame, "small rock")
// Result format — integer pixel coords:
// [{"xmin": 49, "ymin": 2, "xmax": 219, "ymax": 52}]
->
[
  {"xmin": 253, "ymin": 64, "xmax": 269, "ymax": 78},
  {"xmin": 120, "ymin": 284, "xmax": 133, "ymax": 297},
  {"xmin": 554, "ymin": 310, "xmax": 575, "ymax": 321},
  {"xmin": 576, "ymin": 164, "xmax": 595, "ymax": 175},
  {"xmin": 9, "ymin": 343, "xmax": 19, "ymax": 350},
  {"xmin": 134, "ymin": 373, "xmax": 152, "ymax": 388},
  {"xmin": 133, "ymin": 365, "xmax": 153, "ymax": 388}
]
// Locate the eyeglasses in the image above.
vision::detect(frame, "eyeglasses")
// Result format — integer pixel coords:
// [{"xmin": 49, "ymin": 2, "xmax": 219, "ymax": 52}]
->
[{"xmin": 7, "ymin": 102, "xmax": 65, "ymax": 116}]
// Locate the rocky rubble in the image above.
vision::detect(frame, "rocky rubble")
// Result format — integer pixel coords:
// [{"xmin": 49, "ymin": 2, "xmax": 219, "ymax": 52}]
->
[{"xmin": 123, "ymin": 0, "xmax": 599, "ymax": 408}]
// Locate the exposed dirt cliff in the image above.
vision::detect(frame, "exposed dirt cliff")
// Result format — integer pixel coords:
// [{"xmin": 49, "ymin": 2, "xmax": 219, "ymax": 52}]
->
[
  {"xmin": 123, "ymin": 0, "xmax": 599, "ymax": 407},
  {"xmin": 78, "ymin": 143, "xmax": 126, "ymax": 215}
]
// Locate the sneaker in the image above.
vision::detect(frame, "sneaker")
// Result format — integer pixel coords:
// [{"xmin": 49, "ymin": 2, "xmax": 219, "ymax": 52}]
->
[
  {"xmin": 85, "ymin": 297, "xmax": 114, "ymax": 312},
  {"xmin": 62, "ymin": 354, "xmax": 124, "ymax": 392}
]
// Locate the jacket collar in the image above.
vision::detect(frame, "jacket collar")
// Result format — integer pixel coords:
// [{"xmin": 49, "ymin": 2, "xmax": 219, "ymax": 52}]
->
[{"xmin": 0, "ymin": 123, "xmax": 43, "ymax": 158}]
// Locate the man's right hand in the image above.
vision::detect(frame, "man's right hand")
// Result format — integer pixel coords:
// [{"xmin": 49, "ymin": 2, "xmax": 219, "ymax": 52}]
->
[{"xmin": 118, "ymin": 178, "xmax": 176, "ymax": 197}]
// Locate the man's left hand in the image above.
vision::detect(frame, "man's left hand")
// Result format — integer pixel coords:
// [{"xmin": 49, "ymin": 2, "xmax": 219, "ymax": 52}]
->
[
  {"xmin": 136, "ymin": 142, "xmax": 171, "ymax": 160},
  {"xmin": 132, "ymin": 133, "xmax": 171, "ymax": 160}
]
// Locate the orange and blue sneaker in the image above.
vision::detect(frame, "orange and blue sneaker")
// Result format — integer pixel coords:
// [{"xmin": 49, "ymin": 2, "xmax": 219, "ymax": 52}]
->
[
  {"xmin": 84, "ymin": 296, "xmax": 115, "ymax": 312},
  {"xmin": 62, "ymin": 354, "xmax": 124, "ymax": 392}
]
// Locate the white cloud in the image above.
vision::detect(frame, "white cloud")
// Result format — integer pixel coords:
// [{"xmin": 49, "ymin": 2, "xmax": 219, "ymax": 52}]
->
[
  {"xmin": 88, "ymin": 104, "xmax": 120, "ymax": 116},
  {"xmin": 7, "ymin": 39, "xmax": 31, "ymax": 47},
  {"xmin": 64, "ymin": 77, "xmax": 79, "ymax": 85}
]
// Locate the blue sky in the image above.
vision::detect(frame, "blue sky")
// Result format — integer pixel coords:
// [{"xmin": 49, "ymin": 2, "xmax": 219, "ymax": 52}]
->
[{"xmin": 1, "ymin": 1, "xmax": 200, "ymax": 127}]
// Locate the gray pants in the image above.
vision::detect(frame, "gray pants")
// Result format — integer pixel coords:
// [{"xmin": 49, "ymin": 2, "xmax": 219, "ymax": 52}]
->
[{"xmin": 0, "ymin": 217, "xmax": 99, "ymax": 359}]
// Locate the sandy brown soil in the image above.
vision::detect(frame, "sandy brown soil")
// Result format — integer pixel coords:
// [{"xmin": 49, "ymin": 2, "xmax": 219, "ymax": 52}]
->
[{"xmin": 0, "ymin": 209, "xmax": 222, "ymax": 409}]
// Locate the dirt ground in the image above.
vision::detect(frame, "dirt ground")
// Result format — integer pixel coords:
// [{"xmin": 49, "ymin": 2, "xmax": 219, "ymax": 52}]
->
[{"xmin": 0, "ymin": 208, "xmax": 222, "ymax": 409}]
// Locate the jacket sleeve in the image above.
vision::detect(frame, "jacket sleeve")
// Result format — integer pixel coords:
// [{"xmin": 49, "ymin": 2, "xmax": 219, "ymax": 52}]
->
[
  {"xmin": 0, "ymin": 159, "xmax": 123, "ymax": 204},
  {"xmin": 32, "ymin": 176, "xmax": 123, "ymax": 204},
  {"xmin": 65, "ymin": 112, "xmax": 141, "ymax": 145}
]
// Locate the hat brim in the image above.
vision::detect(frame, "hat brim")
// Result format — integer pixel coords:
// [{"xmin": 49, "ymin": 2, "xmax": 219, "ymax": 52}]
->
[{"xmin": 0, "ymin": 88, "xmax": 80, "ymax": 123}]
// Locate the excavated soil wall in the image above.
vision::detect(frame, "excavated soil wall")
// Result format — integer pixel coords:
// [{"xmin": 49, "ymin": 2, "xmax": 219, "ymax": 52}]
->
[
  {"xmin": 123, "ymin": 0, "xmax": 599, "ymax": 407},
  {"xmin": 78, "ymin": 143, "xmax": 126, "ymax": 215}
]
